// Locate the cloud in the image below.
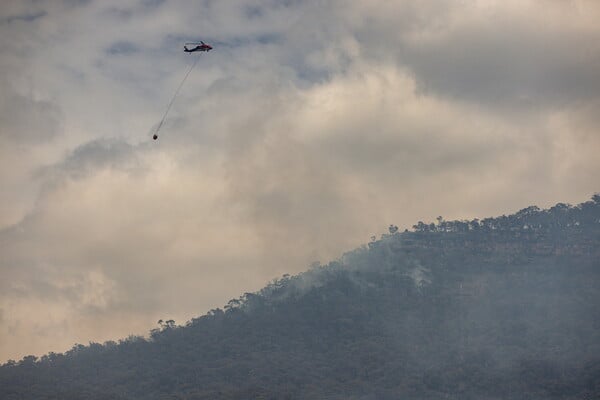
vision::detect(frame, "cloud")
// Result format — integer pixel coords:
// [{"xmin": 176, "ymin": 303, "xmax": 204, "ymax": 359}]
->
[
  {"xmin": 403, "ymin": 14, "xmax": 600, "ymax": 110},
  {"xmin": 0, "ymin": 1, "xmax": 47, "ymax": 22},
  {"xmin": 0, "ymin": 82, "xmax": 63, "ymax": 143},
  {"xmin": 140, "ymin": 0, "xmax": 165, "ymax": 8},
  {"xmin": 106, "ymin": 41, "xmax": 140, "ymax": 56},
  {"xmin": 39, "ymin": 138, "xmax": 141, "ymax": 182},
  {"xmin": 0, "ymin": 0, "xmax": 599, "ymax": 362},
  {"xmin": 0, "ymin": 11, "xmax": 47, "ymax": 24},
  {"xmin": 350, "ymin": 1, "xmax": 600, "ymax": 111}
]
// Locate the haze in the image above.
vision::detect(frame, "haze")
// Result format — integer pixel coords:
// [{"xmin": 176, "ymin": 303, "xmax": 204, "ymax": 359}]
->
[{"xmin": 1, "ymin": 0, "xmax": 599, "ymax": 362}]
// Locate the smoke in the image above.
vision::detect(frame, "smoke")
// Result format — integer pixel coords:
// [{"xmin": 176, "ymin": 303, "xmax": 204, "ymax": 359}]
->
[{"xmin": 1, "ymin": 0, "xmax": 600, "ymax": 362}]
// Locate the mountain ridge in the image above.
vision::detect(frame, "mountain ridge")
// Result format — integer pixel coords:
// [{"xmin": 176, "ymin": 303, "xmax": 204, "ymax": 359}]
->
[{"xmin": 1, "ymin": 195, "xmax": 599, "ymax": 399}]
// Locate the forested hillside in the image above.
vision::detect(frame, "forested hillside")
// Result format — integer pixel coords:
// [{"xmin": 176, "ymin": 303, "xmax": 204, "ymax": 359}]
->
[{"xmin": 1, "ymin": 196, "xmax": 599, "ymax": 399}]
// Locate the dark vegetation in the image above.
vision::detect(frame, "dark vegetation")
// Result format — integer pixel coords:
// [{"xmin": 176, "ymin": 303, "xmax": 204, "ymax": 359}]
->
[{"xmin": 1, "ymin": 196, "xmax": 599, "ymax": 399}]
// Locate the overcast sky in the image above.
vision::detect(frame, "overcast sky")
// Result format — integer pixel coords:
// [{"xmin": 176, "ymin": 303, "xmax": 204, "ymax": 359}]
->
[{"xmin": 1, "ymin": 0, "xmax": 599, "ymax": 362}]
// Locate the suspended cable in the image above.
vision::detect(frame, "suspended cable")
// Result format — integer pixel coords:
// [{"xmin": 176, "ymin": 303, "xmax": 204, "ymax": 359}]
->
[{"xmin": 153, "ymin": 56, "xmax": 200, "ymax": 140}]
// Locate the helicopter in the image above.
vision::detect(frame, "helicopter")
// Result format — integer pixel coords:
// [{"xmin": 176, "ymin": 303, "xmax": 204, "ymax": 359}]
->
[{"xmin": 184, "ymin": 41, "xmax": 213, "ymax": 52}]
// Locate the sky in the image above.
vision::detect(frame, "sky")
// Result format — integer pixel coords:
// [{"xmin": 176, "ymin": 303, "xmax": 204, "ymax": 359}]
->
[{"xmin": 1, "ymin": 0, "xmax": 599, "ymax": 362}]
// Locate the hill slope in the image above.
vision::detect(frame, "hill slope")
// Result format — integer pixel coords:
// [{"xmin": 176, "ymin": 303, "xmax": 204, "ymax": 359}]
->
[{"xmin": 1, "ymin": 196, "xmax": 599, "ymax": 399}]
